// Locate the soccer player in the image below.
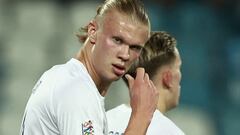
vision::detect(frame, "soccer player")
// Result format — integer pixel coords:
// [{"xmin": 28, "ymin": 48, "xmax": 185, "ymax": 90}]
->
[
  {"xmin": 107, "ymin": 31, "xmax": 185, "ymax": 135},
  {"xmin": 19, "ymin": 0, "xmax": 159, "ymax": 135}
]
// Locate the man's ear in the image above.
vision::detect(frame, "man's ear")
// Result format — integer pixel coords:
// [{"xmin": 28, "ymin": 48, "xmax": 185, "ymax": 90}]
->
[
  {"xmin": 162, "ymin": 70, "xmax": 173, "ymax": 89},
  {"xmin": 88, "ymin": 20, "xmax": 97, "ymax": 44}
]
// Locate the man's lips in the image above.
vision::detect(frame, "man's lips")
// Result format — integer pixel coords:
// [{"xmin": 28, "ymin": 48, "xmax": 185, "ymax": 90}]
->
[{"xmin": 112, "ymin": 64, "xmax": 126, "ymax": 76}]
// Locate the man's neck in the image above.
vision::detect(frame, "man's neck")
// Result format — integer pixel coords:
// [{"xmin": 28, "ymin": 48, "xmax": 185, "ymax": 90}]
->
[
  {"xmin": 76, "ymin": 41, "xmax": 110, "ymax": 96},
  {"xmin": 157, "ymin": 100, "xmax": 167, "ymax": 114}
]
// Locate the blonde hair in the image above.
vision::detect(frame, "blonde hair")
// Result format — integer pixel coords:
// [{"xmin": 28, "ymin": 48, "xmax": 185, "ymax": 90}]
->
[{"xmin": 77, "ymin": 0, "xmax": 150, "ymax": 43}]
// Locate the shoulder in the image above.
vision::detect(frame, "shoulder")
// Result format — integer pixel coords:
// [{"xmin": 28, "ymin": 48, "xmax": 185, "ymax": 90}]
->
[
  {"xmin": 147, "ymin": 110, "xmax": 185, "ymax": 135},
  {"xmin": 107, "ymin": 104, "xmax": 131, "ymax": 118},
  {"xmin": 107, "ymin": 104, "xmax": 131, "ymax": 135},
  {"xmin": 50, "ymin": 59, "xmax": 96, "ymax": 97},
  {"xmin": 44, "ymin": 59, "xmax": 101, "ymax": 114}
]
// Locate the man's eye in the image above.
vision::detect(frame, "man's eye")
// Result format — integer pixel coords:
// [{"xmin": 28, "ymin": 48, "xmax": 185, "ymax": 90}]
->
[
  {"xmin": 113, "ymin": 37, "xmax": 122, "ymax": 44},
  {"xmin": 130, "ymin": 45, "xmax": 143, "ymax": 53}
]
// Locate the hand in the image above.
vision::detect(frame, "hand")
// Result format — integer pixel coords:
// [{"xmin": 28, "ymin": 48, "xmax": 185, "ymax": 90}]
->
[{"xmin": 124, "ymin": 68, "xmax": 159, "ymax": 135}]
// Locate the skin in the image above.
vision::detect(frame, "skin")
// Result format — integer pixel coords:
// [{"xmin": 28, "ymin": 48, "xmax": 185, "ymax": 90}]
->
[
  {"xmin": 125, "ymin": 69, "xmax": 159, "ymax": 134},
  {"xmin": 76, "ymin": 9, "xmax": 159, "ymax": 135},
  {"xmin": 153, "ymin": 48, "xmax": 182, "ymax": 113},
  {"xmin": 77, "ymin": 9, "xmax": 149, "ymax": 96}
]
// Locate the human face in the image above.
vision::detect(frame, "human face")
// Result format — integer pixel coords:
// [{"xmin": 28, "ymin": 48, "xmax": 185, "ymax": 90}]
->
[
  {"xmin": 92, "ymin": 10, "xmax": 150, "ymax": 82},
  {"xmin": 169, "ymin": 48, "xmax": 182, "ymax": 108}
]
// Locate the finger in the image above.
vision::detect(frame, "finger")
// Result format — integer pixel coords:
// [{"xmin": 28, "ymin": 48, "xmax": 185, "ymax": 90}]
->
[
  {"xmin": 149, "ymin": 80, "xmax": 157, "ymax": 92},
  {"xmin": 125, "ymin": 74, "xmax": 134, "ymax": 90},
  {"xmin": 144, "ymin": 73, "xmax": 149, "ymax": 82},
  {"xmin": 135, "ymin": 67, "xmax": 145, "ymax": 81}
]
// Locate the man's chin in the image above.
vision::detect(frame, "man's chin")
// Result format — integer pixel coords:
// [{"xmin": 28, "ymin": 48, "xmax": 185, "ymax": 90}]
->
[{"xmin": 112, "ymin": 75, "xmax": 123, "ymax": 81}]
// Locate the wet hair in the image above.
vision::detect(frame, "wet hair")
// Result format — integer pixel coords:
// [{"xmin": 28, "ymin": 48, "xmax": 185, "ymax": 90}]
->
[
  {"xmin": 77, "ymin": 0, "xmax": 150, "ymax": 43},
  {"xmin": 123, "ymin": 31, "xmax": 177, "ymax": 85}
]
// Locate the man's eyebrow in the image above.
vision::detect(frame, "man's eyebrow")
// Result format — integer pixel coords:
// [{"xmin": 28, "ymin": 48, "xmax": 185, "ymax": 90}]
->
[
  {"xmin": 113, "ymin": 34, "xmax": 144, "ymax": 47},
  {"xmin": 130, "ymin": 44, "xmax": 144, "ymax": 48},
  {"xmin": 120, "ymin": 36, "xmax": 134, "ymax": 46}
]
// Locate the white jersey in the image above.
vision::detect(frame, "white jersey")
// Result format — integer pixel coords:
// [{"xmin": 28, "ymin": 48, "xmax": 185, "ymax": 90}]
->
[
  {"xmin": 20, "ymin": 58, "xmax": 108, "ymax": 135},
  {"xmin": 107, "ymin": 104, "xmax": 185, "ymax": 135}
]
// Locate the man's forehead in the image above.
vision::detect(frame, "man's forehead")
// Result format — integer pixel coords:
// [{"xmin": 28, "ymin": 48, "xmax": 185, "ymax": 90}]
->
[{"xmin": 103, "ymin": 15, "xmax": 149, "ymax": 43}]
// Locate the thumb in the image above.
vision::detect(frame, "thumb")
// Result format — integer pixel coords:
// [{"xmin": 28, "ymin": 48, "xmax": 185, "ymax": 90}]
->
[{"xmin": 125, "ymin": 74, "xmax": 134, "ymax": 90}]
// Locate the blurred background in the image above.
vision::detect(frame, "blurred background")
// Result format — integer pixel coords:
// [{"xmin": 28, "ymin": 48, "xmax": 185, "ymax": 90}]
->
[{"xmin": 0, "ymin": 0, "xmax": 240, "ymax": 134}]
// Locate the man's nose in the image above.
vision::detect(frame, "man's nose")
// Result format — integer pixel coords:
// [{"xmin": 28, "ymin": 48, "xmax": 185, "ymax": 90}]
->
[{"xmin": 118, "ymin": 45, "xmax": 130, "ymax": 61}]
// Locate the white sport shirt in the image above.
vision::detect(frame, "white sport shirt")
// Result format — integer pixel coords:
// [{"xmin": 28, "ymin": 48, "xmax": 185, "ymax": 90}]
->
[
  {"xmin": 20, "ymin": 58, "xmax": 108, "ymax": 135},
  {"xmin": 107, "ymin": 104, "xmax": 185, "ymax": 135}
]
